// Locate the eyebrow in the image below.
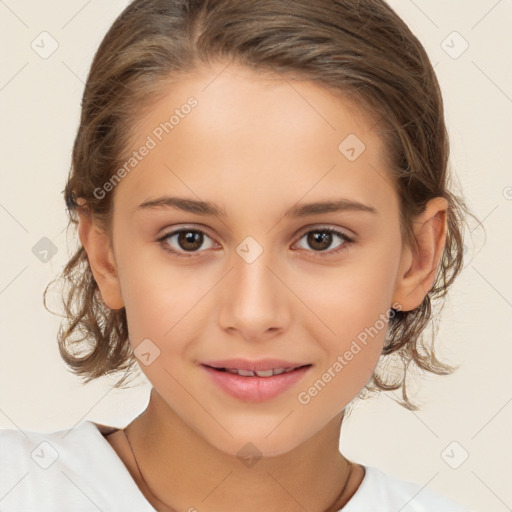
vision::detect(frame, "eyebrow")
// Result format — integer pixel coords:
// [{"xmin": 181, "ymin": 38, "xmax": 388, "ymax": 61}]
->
[{"xmin": 133, "ymin": 195, "xmax": 378, "ymax": 218}]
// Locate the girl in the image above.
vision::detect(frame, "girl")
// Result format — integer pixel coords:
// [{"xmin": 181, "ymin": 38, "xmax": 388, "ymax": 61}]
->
[{"xmin": 0, "ymin": 0, "xmax": 478, "ymax": 510}]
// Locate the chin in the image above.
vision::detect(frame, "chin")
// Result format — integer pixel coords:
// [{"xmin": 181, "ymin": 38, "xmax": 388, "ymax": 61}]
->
[{"xmin": 202, "ymin": 424, "xmax": 306, "ymax": 460}]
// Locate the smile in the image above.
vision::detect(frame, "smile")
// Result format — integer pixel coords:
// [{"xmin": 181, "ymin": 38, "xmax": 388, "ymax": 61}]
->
[{"xmin": 200, "ymin": 364, "xmax": 312, "ymax": 402}]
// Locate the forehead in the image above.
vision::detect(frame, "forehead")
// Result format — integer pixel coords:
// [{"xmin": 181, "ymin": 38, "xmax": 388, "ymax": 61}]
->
[{"xmin": 112, "ymin": 63, "xmax": 396, "ymax": 218}]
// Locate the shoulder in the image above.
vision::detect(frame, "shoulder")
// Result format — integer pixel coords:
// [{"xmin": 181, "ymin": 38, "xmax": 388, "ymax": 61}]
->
[
  {"xmin": 0, "ymin": 420, "xmax": 110, "ymax": 468},
  {"xmin": 0, "ymin": 421, "xmax": 155, "ymax": 511},
  {"xmin": 341, "ymin": 465, "xmax": 472, "ymax": 512}
]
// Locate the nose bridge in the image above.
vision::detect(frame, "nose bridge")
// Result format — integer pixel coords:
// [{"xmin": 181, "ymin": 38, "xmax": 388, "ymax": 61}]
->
[
  {"xmin": 218, "ymin": 234, "xmax": 289, "ymax": 336},
  {"xmin": 232, "ymin": 235, "xmax": 280, "ymax": 303}
]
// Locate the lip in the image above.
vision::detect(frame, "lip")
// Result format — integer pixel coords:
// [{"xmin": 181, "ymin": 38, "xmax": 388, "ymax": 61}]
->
[
  {"xmin": 200, "ymin": 363, "xmax": 312, "ymax": 402},
  {"xmin": 201, "ymin": 358, "xmax": 309, "ymax": 372}
]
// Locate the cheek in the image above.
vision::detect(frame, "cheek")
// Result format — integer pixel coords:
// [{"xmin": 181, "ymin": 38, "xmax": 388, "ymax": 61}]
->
[
  {"xmin": 115, "ymin": 242, "xmax": 201, "ymax": 351},
  {"xmin": 296, "ymin": 249, "xmax": 399, "ymax": 340},
  {"xmin": 123, "ymin": 281, "xmax": 200, "ymax": 356},
  {"xmin": 293, "ymin": 283, "xmax": 392, "ymax": 421},
  {"xmin": 293, "ymin": 245, "xmax": 400, "ymax": 397}
]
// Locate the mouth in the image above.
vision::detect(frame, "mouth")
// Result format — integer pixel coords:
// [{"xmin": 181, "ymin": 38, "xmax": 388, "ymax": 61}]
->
[
  {"xmin": 203, "ymin": 364, "xmax": 311, "ymax": 377},
  {"xmin": 200, "ymin": 363, "xmax": 313, "ymax": 402}
]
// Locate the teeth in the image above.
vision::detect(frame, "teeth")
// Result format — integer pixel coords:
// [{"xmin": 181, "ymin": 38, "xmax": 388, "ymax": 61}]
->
[
  {"xmin": 237, "ymin": 369, "xmax": 256, "ymax": 377},
  {"xmin": 254, "ymin": 369, "xmax": 274, "ymax": 377},
  {"xmin": 222, "ymin": 367, "xmax": 300, "ymax": 377}
]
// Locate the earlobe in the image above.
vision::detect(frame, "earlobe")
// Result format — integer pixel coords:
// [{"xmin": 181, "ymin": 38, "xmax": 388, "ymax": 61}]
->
[
  {"xmin": 78, "ymin": 210, "xmax": 125, "ymax": 310},
  {"xmin": 392, "ymin": 197, "xmax": 448, "ymax": 312}
]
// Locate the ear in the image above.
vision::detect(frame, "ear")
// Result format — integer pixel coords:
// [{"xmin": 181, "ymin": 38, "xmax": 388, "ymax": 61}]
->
[
  {"xmin": 392, "ymin": 196, "xmax": 448, "ymax": 312},
  {"xmin": 78, "ymin": 207, "xmax": 125, "ymax": 310}
]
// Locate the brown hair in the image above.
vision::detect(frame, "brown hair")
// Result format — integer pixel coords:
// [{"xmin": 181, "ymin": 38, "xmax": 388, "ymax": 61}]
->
[{"xmin": 44, "ymin": 0, "xmax": 481, "ymax": 410}]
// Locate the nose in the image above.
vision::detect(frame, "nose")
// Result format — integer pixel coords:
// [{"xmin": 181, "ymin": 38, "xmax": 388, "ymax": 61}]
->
[{"xmin": 217, "ymin": 245, "xmax": 291, "ymax": 341}]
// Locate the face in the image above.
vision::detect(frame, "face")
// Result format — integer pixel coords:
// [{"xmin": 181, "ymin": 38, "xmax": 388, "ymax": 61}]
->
[{"xmin": 97, "ymin": 63, "xmax": 408, "ymax": 457}]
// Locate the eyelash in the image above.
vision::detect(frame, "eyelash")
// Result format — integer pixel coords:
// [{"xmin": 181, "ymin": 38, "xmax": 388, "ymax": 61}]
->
[{"xmin": 157, "ymin": 225, "xmax": 355, "ymax": 260}]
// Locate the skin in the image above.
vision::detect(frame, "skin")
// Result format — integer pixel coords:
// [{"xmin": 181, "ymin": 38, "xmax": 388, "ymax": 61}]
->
[{"xmin": 78, "ymin": 62, "xmax": 448, "ymax": 511}]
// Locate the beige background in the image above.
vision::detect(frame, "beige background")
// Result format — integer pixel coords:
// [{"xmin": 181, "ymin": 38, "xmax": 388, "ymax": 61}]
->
[{"xmin": 0, "ymin": 1, "xmax": 511, "ymax": 510}]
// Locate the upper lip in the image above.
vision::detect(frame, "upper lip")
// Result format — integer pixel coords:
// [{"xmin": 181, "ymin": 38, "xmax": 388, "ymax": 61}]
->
[{"xmin": 201, "ymin": 359, "xmax": 311, "ymax": 372}]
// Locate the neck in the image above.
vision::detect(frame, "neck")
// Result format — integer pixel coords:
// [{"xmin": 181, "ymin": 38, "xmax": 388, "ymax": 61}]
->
[{"xmin": 123, "ymin": 388, "xmax": 362, "ymax": 512}]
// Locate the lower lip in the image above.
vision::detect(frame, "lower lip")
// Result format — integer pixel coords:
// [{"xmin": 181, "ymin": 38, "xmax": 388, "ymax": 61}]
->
[{"xmin": 200, "ymin": 364, "xmax": 311, "ymax": 402}]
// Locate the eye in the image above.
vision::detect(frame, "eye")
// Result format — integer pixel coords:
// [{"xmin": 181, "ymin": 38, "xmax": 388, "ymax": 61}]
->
[
  {"xmin": 293, "ymin": 226, "xmax": 354, "ymax": 256},
  {"xmin": 157, "ymin": 225, "xmax": 354, "ymax": 260},
  {"xmin": 157, "ymin": 227, "xmax": 218, "ymax": 258}
]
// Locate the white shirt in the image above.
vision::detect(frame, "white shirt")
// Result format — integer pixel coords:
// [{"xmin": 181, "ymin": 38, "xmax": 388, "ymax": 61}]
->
[{"xmin": 0, "ymin": 420, "xmax": 472, "ymax": 511}]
